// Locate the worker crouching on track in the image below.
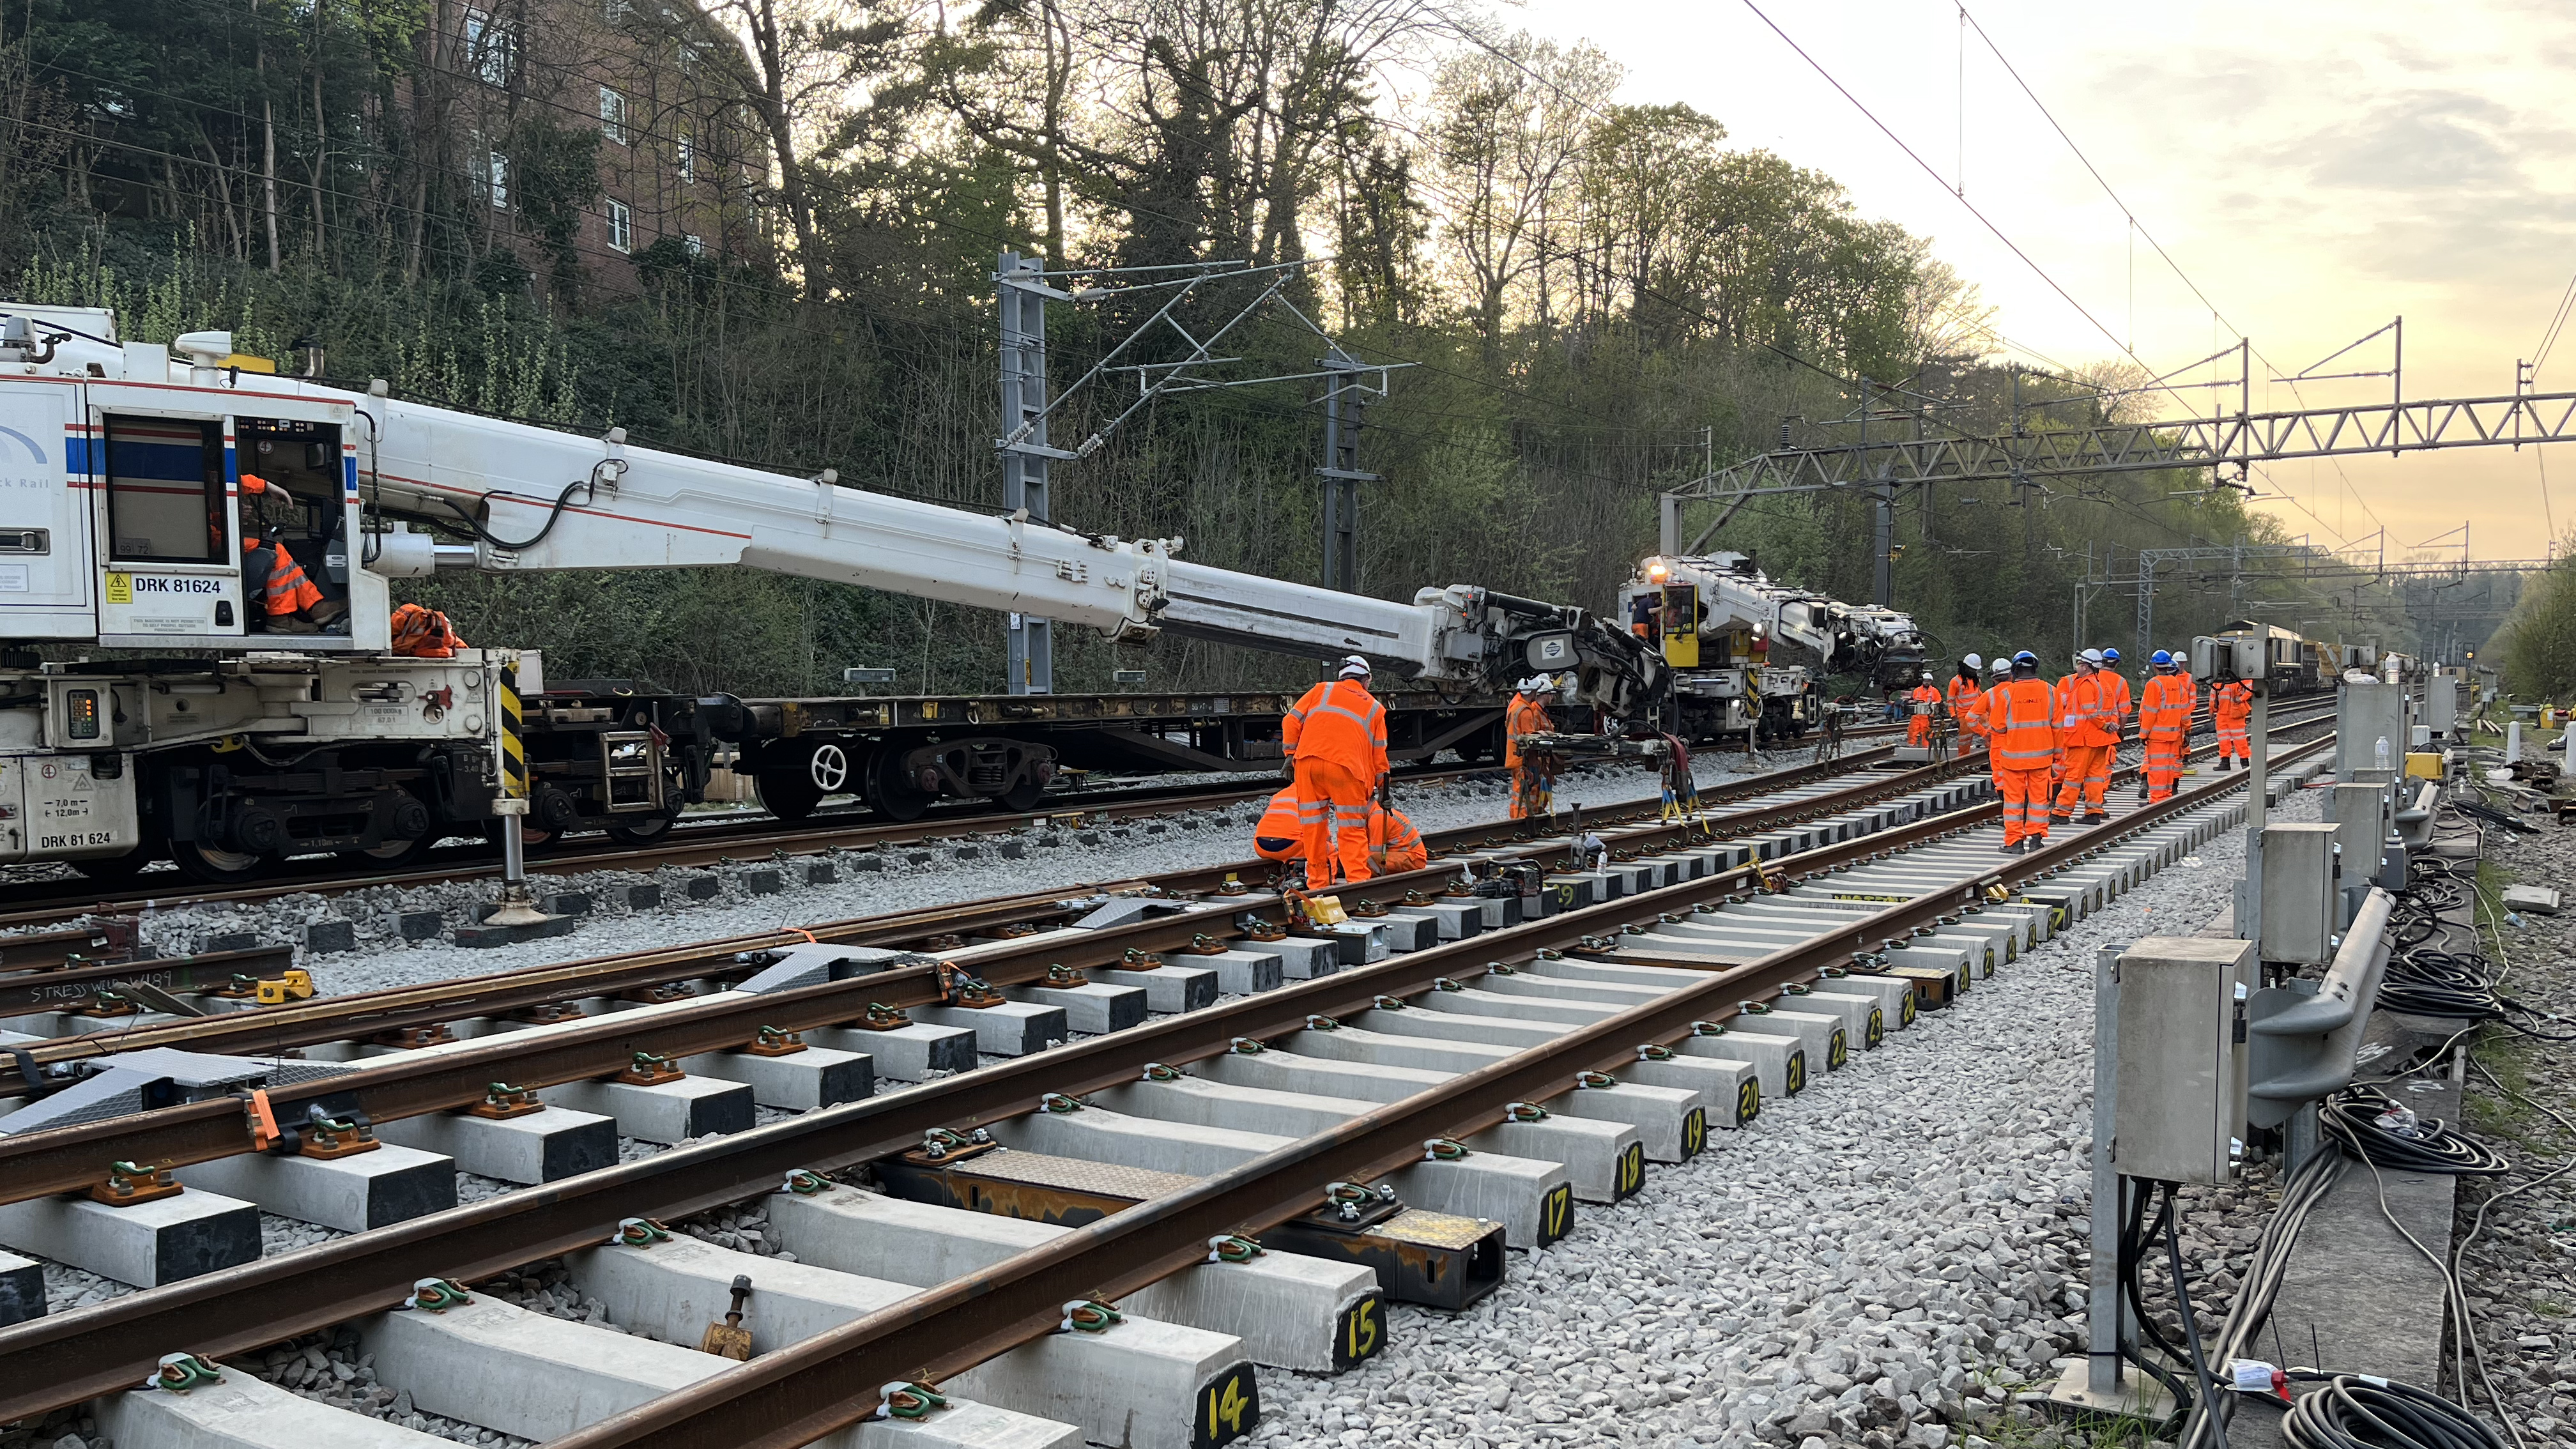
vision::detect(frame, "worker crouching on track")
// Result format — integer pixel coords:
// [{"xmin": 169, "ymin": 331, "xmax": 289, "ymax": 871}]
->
[
  {"xmin": 1506, "ymin": 675, "xmax": 1556, "ymax": 820},
  {"xmin": 1285, "ymin": 656, "xmax": 1390, "ymax": 891},
  {"xmin": 2138, "ymin": 650, "xmax": 2195, "ymax": 801},
  {"xmin": 2051, "ymin": 648, "xmax": 2119, "ymax": 824},
  {"xmin": 1905, "ymin": 670, "xmax": 1942, "ymax": 747},
  {"xmin": 2213, "ymin": 674, "xmax": 2254, "ymax": 770},
  {"xmin": 1988, "ymin": 651, "xmax": 2058, "ymax": 853},
  {"xmin": 1254, "ymin": 786, "xmax": 1303, "ymax": 862},
  {"xmin": 1367, "ymin": 802, "xmax": 1428, "ymax": 875}
]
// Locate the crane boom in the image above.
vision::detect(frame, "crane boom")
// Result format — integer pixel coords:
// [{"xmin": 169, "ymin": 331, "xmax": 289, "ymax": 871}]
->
[{"xmin": 0, "ymin": 312, "xmax": 1658, "ymax": 879}]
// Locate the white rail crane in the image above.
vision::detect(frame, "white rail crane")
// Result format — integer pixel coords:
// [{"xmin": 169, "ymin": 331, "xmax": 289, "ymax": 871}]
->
[
  {"xmin": 0, "ymin": 309, "xmax": 1659, "ymax": 882},
  {"xmin": 1616, "ymin": 551, "xmax": 1927, "ymax": 742}
]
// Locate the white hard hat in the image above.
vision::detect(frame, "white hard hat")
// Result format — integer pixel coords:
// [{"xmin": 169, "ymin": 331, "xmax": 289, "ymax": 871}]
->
[
  {"xmin": 1338, "ymin": 655, "xmax": 1372, "ymax": 678},
  {"xmin": 2079, "ymin": 648, "xmax": 2105, "ymax": 666},
  {"xmin": 1920, "ymin": 670, "xmax": 1934, "ymax": 682},
  {"xmin": 1962, "ymin": 653, "xmax": 1982, "ymax": 671}
]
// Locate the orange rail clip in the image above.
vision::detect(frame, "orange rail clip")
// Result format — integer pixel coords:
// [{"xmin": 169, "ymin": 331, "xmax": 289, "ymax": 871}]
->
[{"xmin": 245, "ymin": 1088, "xmax": 280, "ymax": 1149}]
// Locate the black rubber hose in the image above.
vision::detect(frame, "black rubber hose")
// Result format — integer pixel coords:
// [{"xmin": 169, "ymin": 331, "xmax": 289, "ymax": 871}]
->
[
  {"xmin": 2163, "ymin": 1184, "xmax": 2230, "ymax": 1449},
  {"xmin": 2320, "ymin": 1087, "xmax": 2508, "ymax": 1176},
  {"xmin": 2279, "ymin": 1374, "xmax": 2511, "ymax": 1449}
]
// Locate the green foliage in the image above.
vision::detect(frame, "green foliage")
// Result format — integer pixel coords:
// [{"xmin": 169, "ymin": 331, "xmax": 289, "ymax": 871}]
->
[
  {"xmin": 1, "ymin": 3, "xmax": 2415, "ymax": 701},
  {"xmin": 2497, "ymin": 544, "xmax": 2576, "ymax": 700}
]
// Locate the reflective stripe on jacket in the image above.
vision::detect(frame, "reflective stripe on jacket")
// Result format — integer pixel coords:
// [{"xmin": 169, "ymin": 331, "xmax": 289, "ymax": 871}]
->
[
  {"xmin": 1986, "ymin": 678, "xmax": 2059, "ymax": 768},
  {"xmin": 1371, "ymin": 805, "xmax": 1427, "ymax": 873},
  {"xmin": 2053, "ymin": 671, "xmax": 2119, "ymax": 747},
  {"xmin": 1284, "ymin": 678, "xmax": 1389, "ymax": 779},
  {"xmin": 1948, "ymin": 675, "xmax": 1989, "ymax": 735},
  {"xmin": 1254, "ymin": 788, "xmax": 1303, "ymax": 859},
  {"xmin": 2141, "ymin": 672, "xmax": 2196, "ymax": 738},
  {"xmin": 2212, "ymin": 680, "xmax": 2253, "ymax": 724}
]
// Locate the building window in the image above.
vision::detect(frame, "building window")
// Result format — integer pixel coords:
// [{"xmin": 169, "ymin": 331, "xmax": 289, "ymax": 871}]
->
[
  {"xmin": 599, "ymin": 86, "xmax": 630, "ymax": 146},
  {"xmin": 487, "ymin": 151, "xmax": 510, "ymax": 210},
  {"xmin": 463, "ymin": 8, "xmax": 516, "ymax": 87},
  {"xmin": 676, "ymin": 133, "xmax": 694, "ymax": 183},
  {"xmin": 602, "ymin": 0, "xmax": 629, "ymax": 22},
  {"xmin": 606, "ymin": 198, "xmax": 632, "ymax": 252},
  {"xmin": 684, "ymin": 233, "xmax": 704, "ymax": 257}
]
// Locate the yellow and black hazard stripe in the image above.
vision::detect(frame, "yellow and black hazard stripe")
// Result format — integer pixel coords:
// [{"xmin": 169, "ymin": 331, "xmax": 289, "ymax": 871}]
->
[{"xmin": 498, "ymin": 665, "xmax": 528, "ymax": 800}]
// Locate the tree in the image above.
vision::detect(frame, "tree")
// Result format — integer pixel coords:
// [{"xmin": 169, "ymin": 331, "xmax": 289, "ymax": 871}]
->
[{"xmin": 2498, "ymin": 551, "xmax": 2576, "ymax": 700}]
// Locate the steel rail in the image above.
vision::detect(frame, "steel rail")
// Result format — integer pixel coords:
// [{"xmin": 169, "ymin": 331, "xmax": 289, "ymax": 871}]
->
[
  {"xmin": 552, "ymin": 728, "xmax": 2343, "ymax": 1449},
  {"xmin": 0, "ymin": 742, "xmax": 1927, "ymax": 1091},
  {"xmin": 0, "ymin": 946, "xmax": 296, "ymax": 1015},
  {"xmin": 0, "ymin": 747, "xmax": 1972, "ymax": 1197},
  {"xmin": 0, "ymin": 721, "xmax": 2334, "ymax": 1426}
]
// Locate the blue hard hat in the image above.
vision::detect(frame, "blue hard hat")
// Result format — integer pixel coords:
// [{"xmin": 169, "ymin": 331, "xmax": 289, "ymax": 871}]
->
[
  {"xmin": 2012, "ymin": 650, "xmax": 2038, "ymax": 666},
  {"xmin": 2101, "ymin": 647, "xmax": 2120, "ymax": 663},
  {"xmin": 2150, "ymin": 649, "xmax": 2173, "ymax": 666}
]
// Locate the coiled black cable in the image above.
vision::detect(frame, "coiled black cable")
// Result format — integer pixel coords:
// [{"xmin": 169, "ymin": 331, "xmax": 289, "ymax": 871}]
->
[
  {"xmin": 2279, "ymin": 1373, "xmax": 2511, "ymax": 1449},
  {"xmin": 2320, "ymin": 1087, "xmax": 2509, "ymax": 1176}
]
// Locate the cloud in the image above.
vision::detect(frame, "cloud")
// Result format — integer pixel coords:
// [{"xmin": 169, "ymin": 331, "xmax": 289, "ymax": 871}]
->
[{"xmin": 2294, "ymin": 90, "xmax": 2524, "ymax": 191}]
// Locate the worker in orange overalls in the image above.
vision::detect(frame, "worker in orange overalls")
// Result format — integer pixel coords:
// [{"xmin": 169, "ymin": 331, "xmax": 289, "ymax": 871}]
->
[
  {"xmin": 1253, "ymin": 786, "xmax": 1303, "ymax": 862},
  {"xmin": 232, "ymin": 473, "xmax": 343, "ymax": 631},
  {"xmin": 2051, "ymin": 648, "xmax": 2120, "ymax": 824},
  {"xmin": 1366, "ymin": 802, "xmax": 1428, "ymax": 875},
  {"xmin": 1946, "ymin": 655, "xmax": 1988, "ymax": 756},
  {"xmin": 2138, "ymin": 650, "xmax": 2196, "ymax": 801},
  {"xmin": 1987, "ymin": 651, "xmax": 2058, "ymax": 853},
  {"xmin": 389, "ymin": 602, "xmax": 466, "ymax": 658},
  {"xmin": 1284, "ymin": 655, "xmax": 1389, "ymax": 891},
  {"xmin": 1505, "ymin": 675, "xmax": 1556, "ymax": 820},
  {"xmin": 1905, "ymin": 671, "xmax": 1942, "ymax": 747},
  {"xmin": 2212, "ymin": 675, "xmax": 2254, "ymax": 771}
]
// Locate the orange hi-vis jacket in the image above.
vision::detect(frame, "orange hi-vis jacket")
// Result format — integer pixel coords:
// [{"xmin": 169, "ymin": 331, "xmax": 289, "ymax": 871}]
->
[
  {"xmin": 1946, "ymin": 675, "xmax": 1988, "ymax": 735},
  {"xmin": 1370, "ymin": 805, "xmax": 1427, "ymax": 873},
  {"xmin": 1505, "ymin": 694, "xmax": 1551, "ymax": 769},
  {"xmin": 2107, "ymin": 671, "xmax": 2135, "ymax": 724},
  {"xmin": 1986, "ymin": 678, "xmax": 2060, "ymax": 770},
  {"xmin": 2213, "ymin": 678, "xmax": 2253, "ymax": 724},
  {"xmin": 1254, "ymin": 788, "xmax": 1303, "ymax": 859},
  {"xmin": 2055, "ymin": 671, "xmax": 2120, "ymax": 747},
  {"xmin": 1284, "ymin": 678, "xmax": 1389, "ymax": 780},
  {"xmin": 1908, "ymin": 683, "xmax": 1941, "ymax": 710},
  {"xmin": 2140, "ymin": 671, "xmax": 2195, "ymax": 738}
]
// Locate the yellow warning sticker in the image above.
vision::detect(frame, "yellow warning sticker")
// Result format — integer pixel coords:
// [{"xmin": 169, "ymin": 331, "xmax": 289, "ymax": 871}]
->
[{"xmin": 104, "ymin": 572, "xmax": 131, "ymax": 605}]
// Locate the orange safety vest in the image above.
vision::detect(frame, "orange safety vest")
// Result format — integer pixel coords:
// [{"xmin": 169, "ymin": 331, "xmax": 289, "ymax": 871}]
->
[
  {"xmin": 1505, "ymin": 694, "xmax": 1552, "ymax": 769},
  {"xmin": 2213, "ymin": 679, "xmax": 2253, "ymax": 724},
  {"xmin": 2141, "ymin": 671, "xmax": 2195, "ymax": 737},
  {"xmin": 388, "ymin": 603, "xmax": 466, "ymax": 658},
  {"xmin": 2108, "ymin": 671, "xmax": 2134, "ymax": 721},
  {"xmin": 2055, "ymin": 671, "xmax": 2119, "ymax": 747},
  {"xmin": 1947, "ymin": 675, "xmax": 1988, "ymax": 735},
  {"xmin": 1909, "ymin": 683, "xmax": 1941, "ymax": 710},
  {"xmin": 1254, "ymin": 787, "xmax": 1303, "ymax": 860},
  {"xmin": 1284, "ymin": 678, "xmax": 1389, "ymax": 780},
  {"xmin": 1369, "ymin": 804, "xmax": 1427, "ymax": 873},
  {"xmin": 1987, "ymin": 677, "xmax": 2058, "ymax": 769}
]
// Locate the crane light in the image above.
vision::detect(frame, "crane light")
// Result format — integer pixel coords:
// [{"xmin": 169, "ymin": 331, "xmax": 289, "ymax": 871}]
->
[{"xmin": 1647, "ymin": 562, "xmax": 1668, "ymax": 582}]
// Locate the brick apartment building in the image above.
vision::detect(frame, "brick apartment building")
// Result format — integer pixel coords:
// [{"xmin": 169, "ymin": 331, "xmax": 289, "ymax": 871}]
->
[{"xmin": 434, "ymin": 0, "xmax": 767, "ymax": 294}]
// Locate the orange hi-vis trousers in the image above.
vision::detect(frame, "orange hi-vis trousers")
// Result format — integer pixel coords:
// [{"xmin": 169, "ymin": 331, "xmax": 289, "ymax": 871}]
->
[
  {"xmin": 1294, "ymin": 757, "xmax": 1375, "ymax": 891},
  {"xmin": 2142, "ymin": 732, "xmax": 2187, "ymax": 801},
  {"xmin": 2053, "ymin": 745, "xmax": 2110, "ymax": 814},
  {"xmin": 2216, "ymin": 721, "xmax": 2250, "ymax": 761},
  {"xmin": 1997, "ymin": 767, "xmax": 2054, "ymax": 846}
]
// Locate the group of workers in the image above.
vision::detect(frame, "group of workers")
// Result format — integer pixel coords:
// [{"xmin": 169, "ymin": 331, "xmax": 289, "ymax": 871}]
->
[
  {"xmin": 1914, "ymin": 643, "xmax": 2257, "ymax": 854},
  {"xmin": 1253, "ymin": 658, "xmax": 1567, "ymax": 892}
]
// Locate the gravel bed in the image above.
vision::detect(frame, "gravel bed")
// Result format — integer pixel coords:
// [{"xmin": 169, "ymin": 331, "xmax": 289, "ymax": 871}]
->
[
  {"xmin": 1, "ymin": 754, "xmax": 1774, "ymax": 995},
  {"xmin": 2448, "ymin": 801, "xmax": 2576, "ymax": 1442},
  {"xmin": 1238, "ymin": 790, "xmax": 2320, "ymax": 1449}
]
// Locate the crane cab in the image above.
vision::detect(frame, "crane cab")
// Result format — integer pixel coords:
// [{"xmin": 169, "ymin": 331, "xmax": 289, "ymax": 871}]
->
[{"xmin": 0, "ymin": 328, "xmax": 389, "ymax": 654}]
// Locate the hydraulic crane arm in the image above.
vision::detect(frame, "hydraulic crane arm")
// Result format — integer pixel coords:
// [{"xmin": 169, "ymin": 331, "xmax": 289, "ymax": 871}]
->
[{"xmin": 3, "ymin": 318, "xmax": 1660, "ymax": 714}]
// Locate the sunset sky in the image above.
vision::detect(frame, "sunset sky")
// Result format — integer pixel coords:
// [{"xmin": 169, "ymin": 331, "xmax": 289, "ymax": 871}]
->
[{"xmin": 1514, "ymin": 0, "xmax": 2576, "ymax": 562}]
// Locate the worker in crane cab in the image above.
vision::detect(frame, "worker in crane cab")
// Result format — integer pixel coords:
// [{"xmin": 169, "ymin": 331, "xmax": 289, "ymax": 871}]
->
[
  {"xmin": 1367, "ymin": 802, "xmax": 1428, "ymax": 875},
  {"xmin": 1505, "ymin": 675, "xmax": 1556, "ymax": 820},
  {"xmin": 234, "ymin": 473, "xmax": 346, "ymax": 632},
  {"xmin": 1253, "ymin": 786, "xmax": 1303, "ymax": 862},
  {"xmin": 1284, "ymin": 656, "xmax": 1390, "ymax": 890},
  {"xmin": 1905, "ymin": 670, "xmax": 1942, "ymax": 747}
]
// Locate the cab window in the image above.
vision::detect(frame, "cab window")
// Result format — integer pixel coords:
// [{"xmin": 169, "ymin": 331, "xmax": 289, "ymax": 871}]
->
[{"xmin": 103, "ymin": 415, "xmax": 224, "ymax": 563}]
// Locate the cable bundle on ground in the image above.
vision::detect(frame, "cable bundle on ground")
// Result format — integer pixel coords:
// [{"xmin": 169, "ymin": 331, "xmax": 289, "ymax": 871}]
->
[
  {"xmin": 2320, "ymin": 1087, "xmax": 2509, "ymax": 1177},
  {"xmin": 2279, "ymin": 1373, "xmax": 2513, "ymax": 1449}
]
